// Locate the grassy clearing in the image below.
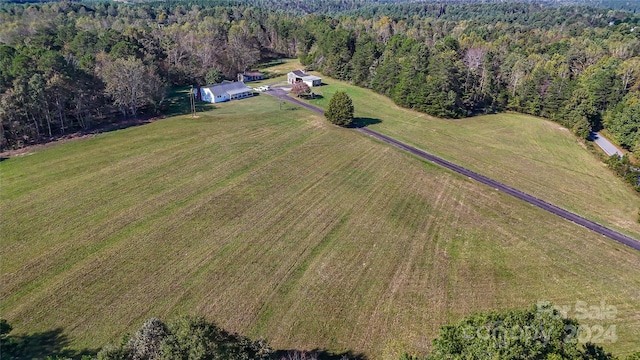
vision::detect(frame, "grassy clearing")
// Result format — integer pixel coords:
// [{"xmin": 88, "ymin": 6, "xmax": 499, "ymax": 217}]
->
[
  {"xmin": 300, "ymin": 77, "xmax": 640, "ymax": 240},
  {"xmin": 2, "ymin": 92, "xmax": 640, "ymax": 358},
  {"xmin": 258, "ymin": 58, "xmax": 301, "ymax": 75},
  {"xmin": 246, "ymin": 58, "xmax": 301, "ymax": 88}
]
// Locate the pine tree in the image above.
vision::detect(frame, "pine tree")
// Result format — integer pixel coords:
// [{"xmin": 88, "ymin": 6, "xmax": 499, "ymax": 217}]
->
[{"xmin": 325, "ymin": 91, "xmax": 354, "ymax": 126}]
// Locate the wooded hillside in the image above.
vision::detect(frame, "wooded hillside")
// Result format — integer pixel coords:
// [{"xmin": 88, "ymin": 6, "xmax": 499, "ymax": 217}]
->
[{"xmin": 1, "ymin": 0, "xmax": 639, "ymax": 151}]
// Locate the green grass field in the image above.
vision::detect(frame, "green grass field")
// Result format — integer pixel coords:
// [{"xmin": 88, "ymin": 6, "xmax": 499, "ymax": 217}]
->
[
  {"xmin": 302, "ymin": 76, "xmax": 640, "ymax": 240},
  {"xmin": 2, "ymin": 92, "xmax": 640, "ymax": 358},
  {"xmin": 245, "ymin": 58, "xmax": 300, "ymax": 88}
]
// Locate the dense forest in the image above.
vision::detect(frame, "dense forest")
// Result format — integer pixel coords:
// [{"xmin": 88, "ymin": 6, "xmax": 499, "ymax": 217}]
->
[{"xmin": 1, "ymin": 0, "xmax": 639, "ymax": 153}]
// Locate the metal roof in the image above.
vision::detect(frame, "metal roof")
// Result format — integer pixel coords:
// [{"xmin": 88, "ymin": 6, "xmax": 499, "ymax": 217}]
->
[
  {"xmin": 206, "ymin": 82, "xmax": 252, "ymax": 97},
  {"xmin": 290, "ymin": 70, "xmax": 321, "ymax": 82},
  {"xmin": 242, "ymin": 71, "xmax": 264, "ymax": 76},
  {"xmin": 226, "ymin": 87, "xmax": 252, "ymax": 96}
]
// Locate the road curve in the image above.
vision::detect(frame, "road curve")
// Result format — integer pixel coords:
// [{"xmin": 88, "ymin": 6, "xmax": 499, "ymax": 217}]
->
[
  {"xmin": 591, "ymin": 131, "xmax": 624, "ymax": 157},
  {"xmin": 265, "ymin": 88, "xmax": 325, "ymax": 115},
  {"xmin": 265, "ymin": 89, "xmax": 640, "ymax": 252}
]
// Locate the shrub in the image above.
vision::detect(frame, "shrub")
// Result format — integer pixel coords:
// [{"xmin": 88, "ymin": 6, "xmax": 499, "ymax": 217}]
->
[{"xmin": 97, "ymin": 316, "xmax": 271, "ymax": 360}]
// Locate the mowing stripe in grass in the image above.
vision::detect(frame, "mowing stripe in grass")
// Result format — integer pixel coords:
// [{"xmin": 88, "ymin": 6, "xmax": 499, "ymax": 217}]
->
[
  {"xmin": 358, "ymin": 127, "xmax": 640, "ymax": 252},
  {"xmin": 3, "ymin": 94, "xmax": 640, "ymax": 357},
  {"xmin": 272, "ymin": 88, "xmax": 640, "ymax": 250}
]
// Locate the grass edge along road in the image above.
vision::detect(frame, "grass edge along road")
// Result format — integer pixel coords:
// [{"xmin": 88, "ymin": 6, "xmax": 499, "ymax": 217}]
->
[
  {"xmin": 266, "ymin": 89, "xmax": 640, "ymax": 252},
  {"xmin": 358, "ymin": 127, "xmax": 640, "ymax": 251},
  {"xmin": 292, "ymin": 75, "xmax": 640, "ymax": 240}
]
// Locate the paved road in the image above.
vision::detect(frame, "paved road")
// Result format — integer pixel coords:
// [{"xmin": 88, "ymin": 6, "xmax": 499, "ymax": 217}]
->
[
  {"xmin": 265, "ymin": 90, "xmax": 640, "ymax": 252},
  {"xmin": 591, "ymin": 132, "xmax": 624, "ymax": 157},
  {"xmin": 265, "ymin": 88, "xmax": 325, "ymax": 115}
]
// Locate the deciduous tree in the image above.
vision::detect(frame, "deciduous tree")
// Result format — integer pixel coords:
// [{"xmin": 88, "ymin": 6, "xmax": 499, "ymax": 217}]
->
[
  {"xmin": 427, "ymin": 304, "xmax": 614, "ymax": 360},
  {"xmin": 100, "ymin": 57, "xmax": 165, "ymax": 118},
  {"xmin": 291, "ymin": 81, "xmax": 311, "ymax": 98},
  {"xmin": 205, "ymin": 68, "xmax": 224, "ymax": 85},
  {"xmin": 97, "ymin": 316, "xmax": 272, "ymax": 360}
]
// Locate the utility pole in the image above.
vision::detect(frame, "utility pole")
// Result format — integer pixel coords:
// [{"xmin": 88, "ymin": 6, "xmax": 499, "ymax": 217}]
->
[{"xmin": 190, "ymin": 85, "xmax": 197, "ymax": 117}]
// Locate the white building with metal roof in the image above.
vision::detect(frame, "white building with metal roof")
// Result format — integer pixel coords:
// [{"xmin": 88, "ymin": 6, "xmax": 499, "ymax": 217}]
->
[
  {"xmin": 287, "ymin": 70, "xmax": 322, "ymax": 87},
  {"xmin": 199, "ymin": 82, "xmax": 254, "ymax": 103}
]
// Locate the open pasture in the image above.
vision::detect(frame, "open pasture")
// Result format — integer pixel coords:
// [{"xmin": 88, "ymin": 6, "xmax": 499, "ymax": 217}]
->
[
  {"xmin": 303, "ymin": 77, "xmax": 640, "ymax": 240},
  {"xmin": 2, "ymin": 94, "xmax": 640, "ymax": 358}
]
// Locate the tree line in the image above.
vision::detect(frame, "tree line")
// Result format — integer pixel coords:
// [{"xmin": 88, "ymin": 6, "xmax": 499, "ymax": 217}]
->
[
  {"xmin": 1, "ymin": 0, "xmax": 640, "ymax": 152},
  {"xmin": 0, "ymin": 1, "xmax": 271, "ymax": 149},
  {"xmin": 298, "ymin": 6, "xmax": 640, "ymax": 146}
]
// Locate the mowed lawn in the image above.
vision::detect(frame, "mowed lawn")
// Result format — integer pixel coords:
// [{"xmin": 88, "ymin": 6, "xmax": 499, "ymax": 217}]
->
[
  {"xmin": 304, "ymin": 78, "xmax": 640, "ymax": 240},
  {"xmin": 2, "ymin": 95, "xmax": 640, "ymax": 358},
  {"xmin": 243, "ymin": 58, "xmax": 300, "ymax": 88}
]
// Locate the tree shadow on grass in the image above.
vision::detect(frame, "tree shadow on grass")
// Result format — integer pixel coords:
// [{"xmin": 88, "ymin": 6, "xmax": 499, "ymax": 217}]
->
[
  {"xmin": 258, "ymin": 57, "xmax": 286, "ymax": 68},
  {"xmin": 302, "ymin": 93, "xmax": 323, "ymax": 100},
  {"xmin": 3, "ymin": 328, "xmax": 97, "ymax": 360},
  {"xmin": 274, "ymin": 349, "xmax": 368, "ymax": 360},
  {"xmin": 1, "ymin": 86, "xmax": 220, "ymax": 158},
  {"xmin": 164, "ymin": 87, "xmax": 216, "ymax": 117},
  {"xmin": 348, "ymin": 117, "xmax": 382, "ymax": 129}
]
